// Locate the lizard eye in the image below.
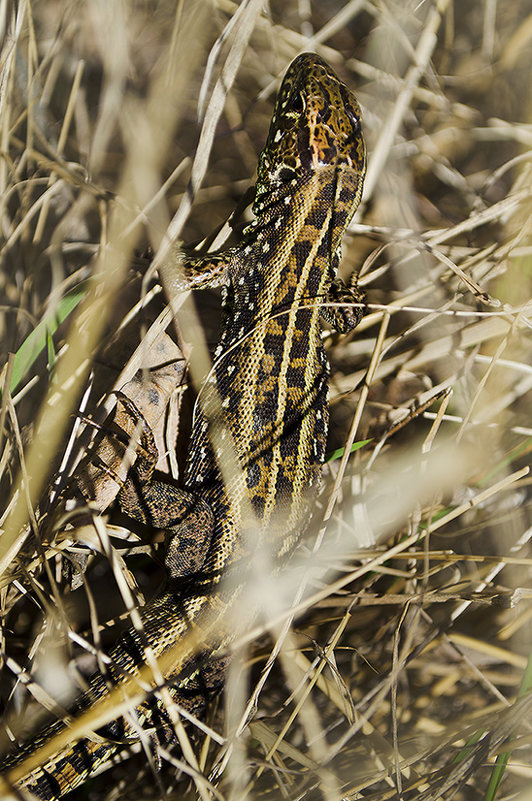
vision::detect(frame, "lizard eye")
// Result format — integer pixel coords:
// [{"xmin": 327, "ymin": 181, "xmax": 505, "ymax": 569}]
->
[{"xmin": 288, "ymin": 92, "xmax": 305, "ymax": 114}]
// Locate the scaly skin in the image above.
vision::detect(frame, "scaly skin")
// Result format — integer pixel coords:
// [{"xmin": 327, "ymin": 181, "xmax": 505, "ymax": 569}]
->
[{"xmin": 0, "ymin": 53, "xmax": 366, "ymax": 799}]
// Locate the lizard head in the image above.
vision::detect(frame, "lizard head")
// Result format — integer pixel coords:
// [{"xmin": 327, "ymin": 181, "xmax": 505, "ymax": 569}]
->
[{"xmin": 255, "ymin": 52, "xmax": 366, "ymax": 210}]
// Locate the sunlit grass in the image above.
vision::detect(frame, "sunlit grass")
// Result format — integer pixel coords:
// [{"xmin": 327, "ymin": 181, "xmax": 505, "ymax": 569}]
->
[{"xmin": 0, "ymin": 1, "xmax": 531, "ymax": 800}]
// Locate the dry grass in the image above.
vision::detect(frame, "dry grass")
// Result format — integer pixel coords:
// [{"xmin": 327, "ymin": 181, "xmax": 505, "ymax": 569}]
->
[{"xmin": 1, "ymin": 1, "xmax": 531, "ymax": 800}]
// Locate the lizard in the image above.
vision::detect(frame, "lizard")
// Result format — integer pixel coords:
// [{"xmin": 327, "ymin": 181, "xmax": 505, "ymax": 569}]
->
[{"xmin": 0, "ymin": 52, "xmax": 366, "ymax": 799}]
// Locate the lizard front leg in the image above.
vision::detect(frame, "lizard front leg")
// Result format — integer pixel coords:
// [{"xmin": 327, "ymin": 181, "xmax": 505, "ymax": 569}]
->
[{"xmin": 321, "ymin": 273, "xmax": 365, "ymax": 334}]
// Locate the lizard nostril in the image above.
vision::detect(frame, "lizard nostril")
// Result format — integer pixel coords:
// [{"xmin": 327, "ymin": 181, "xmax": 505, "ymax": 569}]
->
[{"xmin": 345, "ymin": 107, "xmax": 360, "ymax": 133}]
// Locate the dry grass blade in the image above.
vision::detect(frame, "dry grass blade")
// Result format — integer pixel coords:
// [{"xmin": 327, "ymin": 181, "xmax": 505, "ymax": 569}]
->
[{"xmin": 0, "ymin": 1, "xmax": 531, "ymax": 801}]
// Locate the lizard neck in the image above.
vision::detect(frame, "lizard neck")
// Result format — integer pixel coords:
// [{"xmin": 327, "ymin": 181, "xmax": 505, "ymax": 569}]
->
[{"xmin": 238, "ymin": 164, "xmax": 361, "ymax": 311}]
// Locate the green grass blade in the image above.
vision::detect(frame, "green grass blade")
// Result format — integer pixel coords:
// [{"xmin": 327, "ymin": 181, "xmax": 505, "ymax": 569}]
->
[
  {"xmin": 8, "ymin": 287, "xmax": 86, "ymax": 395},
  {"xmin": 326, "ymin": 438, "xmax": 372, "ymax": 463},
  {"xmin": 483, "ymin": 648, "xmax": 532, "ymax": 801}
]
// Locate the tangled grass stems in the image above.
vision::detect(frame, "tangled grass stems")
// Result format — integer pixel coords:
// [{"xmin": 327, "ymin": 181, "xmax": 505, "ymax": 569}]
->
[{"xmin": 0, "ymin": 1, "xmax": 531, "ymax": 799}]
